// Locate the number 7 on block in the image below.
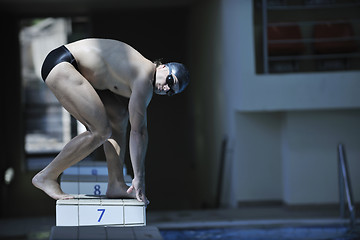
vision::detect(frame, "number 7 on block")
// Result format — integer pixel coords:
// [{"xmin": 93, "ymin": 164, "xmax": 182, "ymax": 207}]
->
[{"xmin": 97, "ymin": 209, "xmax": 105, "ymax": 222}]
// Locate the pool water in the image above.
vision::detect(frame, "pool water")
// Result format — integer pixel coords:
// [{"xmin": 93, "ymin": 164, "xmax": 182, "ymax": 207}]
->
[{"xmin": 160, "ymin": 225, "xmax": 360, "ymax": 240}]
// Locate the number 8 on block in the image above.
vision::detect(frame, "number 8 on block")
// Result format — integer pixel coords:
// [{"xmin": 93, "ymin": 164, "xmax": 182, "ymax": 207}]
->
[{"xmin": 94, "ymin": 184, "xmax": 101, "ymax": 195}]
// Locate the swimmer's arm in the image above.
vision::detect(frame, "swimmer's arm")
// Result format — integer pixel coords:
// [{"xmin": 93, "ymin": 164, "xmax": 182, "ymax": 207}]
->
[
  {"xmin": 127, "ymin": 80, "xmax": 151, "ymax": 203},
  {"xmin": 128, "ymin": 97, "xmax": 148, "ymax": 182}
]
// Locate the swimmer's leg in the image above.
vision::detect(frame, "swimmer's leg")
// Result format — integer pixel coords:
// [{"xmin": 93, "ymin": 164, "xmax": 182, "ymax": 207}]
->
[
  {"xmin": 104, "ymin": 137, "xmax": 136, "ymax": 199},
  {"xmin": 32, "ymin": 62, "xmax": 111, "ymax": 200},
  {"xmin": 97, "ymin": 91, "xmax": 136, "ymax": 199}
]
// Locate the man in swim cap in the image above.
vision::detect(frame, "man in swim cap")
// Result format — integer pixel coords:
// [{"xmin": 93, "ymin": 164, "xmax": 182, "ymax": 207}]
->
[{"xmin": 32, "ymin": 38, "xmax": 190, "ymax": 205}]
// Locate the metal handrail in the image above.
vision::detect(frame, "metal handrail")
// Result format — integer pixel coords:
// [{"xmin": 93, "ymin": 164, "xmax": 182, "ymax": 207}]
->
[{"xmin": 337, "ymin": 143, "xmax": 356, "ymax": 229}]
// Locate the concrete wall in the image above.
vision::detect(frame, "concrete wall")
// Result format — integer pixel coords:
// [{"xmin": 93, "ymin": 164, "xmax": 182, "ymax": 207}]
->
[
  {"xmin": 235, "ymin": 112, "xmax": 283, "ymax": 202},
  {"xmin": 282, "ymin": 110, "xmax": 360, "ymax": 204},
  {"xmin": 221, "ymin": 0, "xmax": 360, "ymax": 206},
  {"xmin": 234, "ymin": 110, "xmax": 360, "ymax": 205}
]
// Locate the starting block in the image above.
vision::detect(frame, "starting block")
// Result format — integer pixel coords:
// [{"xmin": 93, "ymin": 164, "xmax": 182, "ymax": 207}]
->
[
  {"xmin": 63, "ymin": 161, "xmax": 129, "ymax": 177},
  {"xmin": 56, "ymin": 196, "xmax": 146, "ymax": 227},
  {"xmin": 61, "ymin": 161, "xmax": 132, "ymax": 195},
  {"xmin": 63, "ymin": 161, "xmax": 118, "ymax": 176},
  {"xmin": 60, "ymin": 174, "xmax": 132, "ymax": 195}
]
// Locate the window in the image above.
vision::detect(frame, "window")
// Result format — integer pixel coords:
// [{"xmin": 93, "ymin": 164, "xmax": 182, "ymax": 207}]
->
[{"xmin": 254, "ymin": 0, "xmax": 360, "ymax": 73}]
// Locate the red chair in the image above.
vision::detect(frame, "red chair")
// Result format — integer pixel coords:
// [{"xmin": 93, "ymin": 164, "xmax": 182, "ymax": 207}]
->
[
  {"xmin": 268, "ymin": 24, "xmax": 305, "ymax": 56},
  {"xmin": 313, "ymin": 23, "xmax": 357, "ymax": 54}
]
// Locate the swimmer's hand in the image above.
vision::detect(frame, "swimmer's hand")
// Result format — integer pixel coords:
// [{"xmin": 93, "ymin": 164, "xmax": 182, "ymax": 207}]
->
[{"xmin": 127, "ymin": 178, "xmax": 149, "ymax": 206}]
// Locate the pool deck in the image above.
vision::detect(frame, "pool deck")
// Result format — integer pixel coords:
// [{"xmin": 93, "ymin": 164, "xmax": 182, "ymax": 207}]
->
[
  {"xmin": 147, "ymin": 205, "xmax": 358, "ymax": 229},
  {"xmin": 0, "ymin": 205, "xmax": 358, "ymax": 239}
]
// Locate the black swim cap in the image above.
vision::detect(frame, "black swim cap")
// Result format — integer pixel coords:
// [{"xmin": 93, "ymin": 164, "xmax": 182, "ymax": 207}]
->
[{"xmin": 164, "ymin": 62, "xmax": 190, "ymax": 93}]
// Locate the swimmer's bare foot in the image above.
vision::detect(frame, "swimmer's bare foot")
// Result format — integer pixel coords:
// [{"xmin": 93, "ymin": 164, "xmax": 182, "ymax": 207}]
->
[
  {"xmin": 32, "ymin": 172, "xmax": 73, "ymax": 200},
  {"xmin": 106, "ymin": 182, "xmax": 136, "ymax": 199}
]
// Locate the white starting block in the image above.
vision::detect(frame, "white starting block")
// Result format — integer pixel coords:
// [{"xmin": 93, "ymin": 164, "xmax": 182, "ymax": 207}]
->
[
  {"xmin": 61, "ymin": 161, "xmax": 132, "ymax": 195},
  {"xmin": 56, "ymin": 196, "xmax": 146, "ymax": 227},
  {"xmin": 60, "ymin": 174, "xmax": 132, "ymax": 195},
  {"xmin": 63, "ymin": 161, "xmax": 110, "ymax": 176}
]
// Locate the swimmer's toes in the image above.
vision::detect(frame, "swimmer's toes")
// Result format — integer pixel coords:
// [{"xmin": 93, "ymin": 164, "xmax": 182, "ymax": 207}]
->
[{"xmin": 59, "ymin": 194, "xmax": 74, "ymax": 200}]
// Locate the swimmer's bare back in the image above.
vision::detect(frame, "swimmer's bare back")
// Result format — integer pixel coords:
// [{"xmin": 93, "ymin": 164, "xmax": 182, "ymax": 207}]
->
[{"xmin": 65, "ymin": 38, "xmax": 155, "ymax": 97}]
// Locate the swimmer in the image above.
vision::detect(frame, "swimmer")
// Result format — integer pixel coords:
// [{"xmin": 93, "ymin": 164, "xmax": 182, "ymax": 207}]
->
[{"xmin": 32, "ymin": 38, "xmax": 190, "ymax": 205}]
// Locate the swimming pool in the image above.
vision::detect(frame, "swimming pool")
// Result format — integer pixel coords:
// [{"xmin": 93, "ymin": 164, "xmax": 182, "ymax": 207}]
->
[{"xmin": 160, "ymin": 225, "xmax": 359, "ymax": 240}]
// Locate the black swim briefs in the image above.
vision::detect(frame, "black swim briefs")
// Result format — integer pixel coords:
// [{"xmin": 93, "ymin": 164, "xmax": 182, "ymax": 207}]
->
[{"xmin": 41, "ymin": 45, "xmax": 79, "ymax": 81}]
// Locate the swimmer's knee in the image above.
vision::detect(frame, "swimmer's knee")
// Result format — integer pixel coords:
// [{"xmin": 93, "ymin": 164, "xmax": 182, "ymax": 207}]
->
[
  {"xmin": 103, "ymin": 126, "xmax": 113, "ymax": 141},
  {"xmin": 93, "ymin": 125, "xmax": 112, "ymax": 143}
]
